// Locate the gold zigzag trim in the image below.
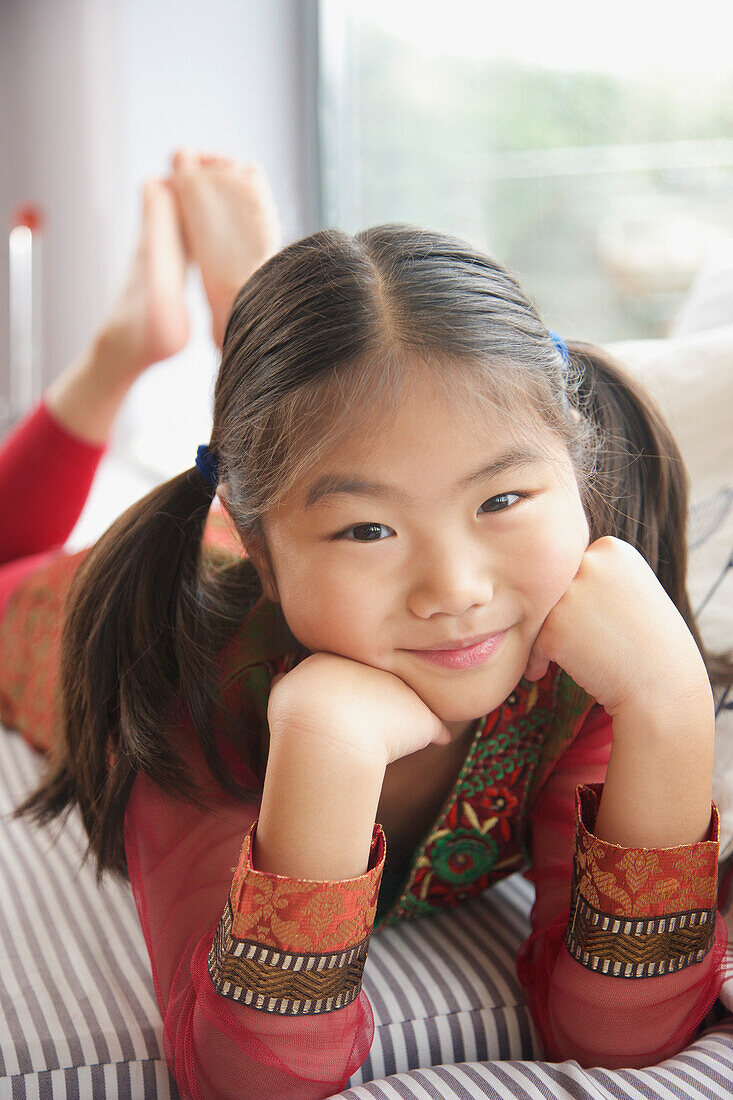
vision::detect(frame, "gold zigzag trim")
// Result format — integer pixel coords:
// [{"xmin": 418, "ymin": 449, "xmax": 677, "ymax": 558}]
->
[
  {"xmin": 565, "ymin": 894, "xmax": 717, "ymax": 978},
  {"xmin": 207, "ymin": 898, "xmax": 371, "ymax": 1015}
]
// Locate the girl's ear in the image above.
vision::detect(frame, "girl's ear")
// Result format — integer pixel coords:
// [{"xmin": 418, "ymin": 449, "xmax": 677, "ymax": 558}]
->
[
  {"xmin": 216, "ymin": 486, "xmax": 280, "ymax": 603},
  {"xmin": 243, "ymin": 534, "xmax": 280, "ymax": 603}
]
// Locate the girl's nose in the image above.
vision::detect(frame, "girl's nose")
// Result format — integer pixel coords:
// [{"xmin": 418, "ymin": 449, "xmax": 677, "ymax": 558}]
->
[{"xmin": 406, "ymin": 548, "xmax": 494, "ymax": 620}]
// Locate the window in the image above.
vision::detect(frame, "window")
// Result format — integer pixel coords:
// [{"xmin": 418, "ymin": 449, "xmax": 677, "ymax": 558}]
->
[{"xmin": 319, "ymin": 0, "xmax": 733, "ymax": 340}]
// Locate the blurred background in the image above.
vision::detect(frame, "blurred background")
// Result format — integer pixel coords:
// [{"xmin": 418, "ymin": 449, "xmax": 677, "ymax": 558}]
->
[{"xmin": 2, "ymin": 0, "xmax": 733, "ymax": 525}]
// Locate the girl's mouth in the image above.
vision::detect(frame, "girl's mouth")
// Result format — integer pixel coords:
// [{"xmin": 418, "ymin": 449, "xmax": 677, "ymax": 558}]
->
[{"xmin": 405, "ymin": 631, "xmax": 507, "ymax": 670}]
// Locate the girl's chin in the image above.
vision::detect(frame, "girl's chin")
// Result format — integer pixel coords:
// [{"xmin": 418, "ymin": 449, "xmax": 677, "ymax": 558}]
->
[{"xmin": 426, "ymin": 672, "xmax": 531, "ymax": 725}]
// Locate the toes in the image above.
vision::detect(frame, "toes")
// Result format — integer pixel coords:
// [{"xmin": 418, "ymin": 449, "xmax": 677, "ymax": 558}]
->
[
  {"xmin": 141, "ymin": 177, "xmax": 167, "ymax": 216},
  {"xmin": 200, "ymin": 153, "xmax": 231, "ymax": 168},
  {"xmin": 171, "ymin": 148, "xmax": 196, "ymax": 173},
  {"xmin": 140, "ymin": 178, "xmax": 189, "ymax": 261},
  {"xmin": 143, "ymin": 177, "xmax": 177, "ymax": 214}
]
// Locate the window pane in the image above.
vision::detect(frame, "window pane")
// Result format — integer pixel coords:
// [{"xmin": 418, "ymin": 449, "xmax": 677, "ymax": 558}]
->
[{"xmin": 319, "ymin": 0, "xmax": 733, "ymax": 340}]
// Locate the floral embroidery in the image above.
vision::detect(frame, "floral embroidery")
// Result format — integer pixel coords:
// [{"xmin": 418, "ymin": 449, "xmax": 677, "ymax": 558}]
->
[
  {"xmin": 431, "ymin": 828, "xmax": 500, "ymax": 884},
  {"xmin": 376, "ymin": 670, "xmax": 596, "ymax": 928},
  {"xmin": 0, "ymin": 549, "xmax": 87, "ymax": 753}
]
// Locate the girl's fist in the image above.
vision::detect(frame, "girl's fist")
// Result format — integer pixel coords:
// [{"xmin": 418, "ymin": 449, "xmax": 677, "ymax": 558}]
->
[
  {"xmin": 267, "ymin": 652, "xmax": 452, "ymax": 767},
  {"xmin": 523, "ymin": 536, "xmax": 709, "ymax": 715}
]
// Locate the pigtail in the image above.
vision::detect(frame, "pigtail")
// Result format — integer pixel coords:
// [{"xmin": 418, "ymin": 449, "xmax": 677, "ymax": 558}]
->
[
  {"xmin": 569, "ymin": 339, "xmax": 731, "ymax": 691},
  {"xmin": 13, "ymin": 468, "xmax": 263, "ymax": 881}
]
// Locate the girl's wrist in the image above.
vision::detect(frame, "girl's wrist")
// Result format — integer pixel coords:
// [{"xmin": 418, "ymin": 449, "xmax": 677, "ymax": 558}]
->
[
  {"xmin": 259, "ymin": 719, "xmax": 387, "ymax": 879},
  {"xmin": 610, "ymin": 661, "xmax": 714, "ymax": 735},
  {"xmin": 594, "ymin": 688, "xmax": 715, "ymax": 848},
  {"xmin": 268, "ymin": 711, "xmax": 390, "ymax": 774}
]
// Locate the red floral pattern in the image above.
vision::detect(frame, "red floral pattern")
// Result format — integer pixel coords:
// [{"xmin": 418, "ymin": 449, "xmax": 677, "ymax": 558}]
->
[
  {"xmin": 230, "ymin": 820, "xmax": 386, "ymax": 953},
  {"xmin": 0, "ymin": 548, "xmax": 88, "ymax": 753},
  {"xmin": 572, "ymin": 783, "xmax": 719, "ymax": 918}
]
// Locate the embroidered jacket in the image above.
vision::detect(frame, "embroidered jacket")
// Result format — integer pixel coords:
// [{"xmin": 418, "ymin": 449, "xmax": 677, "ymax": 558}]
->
[{"xmin": 0, "ymin": 509, "xmax": 726, "ymax": 1098}]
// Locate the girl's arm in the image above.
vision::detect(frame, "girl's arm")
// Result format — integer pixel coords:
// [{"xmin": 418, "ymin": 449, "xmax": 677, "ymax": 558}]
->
[
  {"xmin": 518, "ymin": 537, "xmax": 727, "ymax": 1067},
  {"xmin": 594, "ymin": 688, "xmax": 715, "ymax": 847},
  {"xmin": 124, "ymin": 702, "xmax": 386, "ymax": 1100},
  {"xmin": 123, "ymin": 628, "xmax": 448, "ymax": 1098},
  {"xmin": 517, "ymin": 696, "xmax": 726, "ymax": 1068}
]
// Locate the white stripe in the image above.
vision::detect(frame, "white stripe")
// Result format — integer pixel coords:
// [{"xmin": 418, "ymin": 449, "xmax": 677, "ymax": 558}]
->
[
  {"xmin": 403, "ymin": 1017, "xmax": 432, "ymax": 1079},
  {"xmin": 21, "ymin": 1073, "xmax": 41, "ymax": 1100},
  {"xmin": 372, "ymin": 924, "xmax": 445, "ymax": 1020},
  {"xmin": 455, "ymin": 1063, "xmax": 533, "ymax": 1100},
  {"xmin": 347, "ymin": 1077, "xmax": 417, "ymax": 1100},
  {"xmin": 363, "ymin": 940, "xmax": 412, "ymax": 1025},
  {"xmin": 512, "ymin": 1064, "xmax": 611, "ymax": 1100},
  {"xmin": 595, "ymin": 1068, "xmax": 665, "ymax": 1100},
  {"xmin": 502, "ymin": 1002, "xmax": 542, "ymax": 1060},
  {"xmin": 440, "ymin": 908, "xmax": 519, "ymax": 1008},
  {"xmin": 488, "ymin": 1063, "xmax": 564, "ymax": 1100},
  {"xmin": 453, "ymin": 1007, "xmax": 482, "ymax": 1063},
  {"xmin": 394, "ymin": 919, "xmax": 466, "ymax": 1016},
  {"xmin": 388, "ymin": 1019, "xmax": 412, "ymax": 1074},
  {"xmin": 384, "ymin": 1072, "xmax": 441, "ymax": 1100},
  {"xmin": 10, "ymin": 729, "xmax": 159, "ymax": 1026}
]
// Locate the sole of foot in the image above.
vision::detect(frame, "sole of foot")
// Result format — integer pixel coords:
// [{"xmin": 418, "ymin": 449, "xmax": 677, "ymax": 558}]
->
[{"xmin": 169, "ymin": 149, "xmax": 282, "ymax": 347}]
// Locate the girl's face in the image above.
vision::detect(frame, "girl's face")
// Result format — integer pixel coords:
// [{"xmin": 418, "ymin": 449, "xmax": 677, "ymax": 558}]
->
[{"xmin": 250, "ymin": 370, "xmax": 590, "ymax": 743}]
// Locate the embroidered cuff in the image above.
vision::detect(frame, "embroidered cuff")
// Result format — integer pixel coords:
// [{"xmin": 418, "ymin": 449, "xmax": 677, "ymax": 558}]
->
[
  {"xmin": 208, "ymin": 820, "xmax": 386, "ymax": 1015},
  {"xmin": 565, "ymin": 782, "xmax": 719, "ymax": 979}
]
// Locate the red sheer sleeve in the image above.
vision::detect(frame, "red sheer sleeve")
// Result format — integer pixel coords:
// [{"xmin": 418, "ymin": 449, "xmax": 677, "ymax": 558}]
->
[
  {"xmin": 123, "ymin": 720, "xmax": 384, "ymax": 1100},
  {"xmin": 517, "ymin": 705, "xmax": 728, "ymax": 1069}
]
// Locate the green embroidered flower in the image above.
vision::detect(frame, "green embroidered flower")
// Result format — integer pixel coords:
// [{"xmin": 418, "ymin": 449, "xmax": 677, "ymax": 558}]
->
[{"xmin": 431, "ymin": 829, "xmax": 499, "ymax": 884}]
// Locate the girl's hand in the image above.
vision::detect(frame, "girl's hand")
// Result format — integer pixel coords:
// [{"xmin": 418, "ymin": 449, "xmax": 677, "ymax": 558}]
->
[
  {"xmin": 268, "ymin": 652, "xmax": 452, "ymax": 768},
  {"xmin": 523, "ymin": 535, "xmax": 710, "ymax": 716}
]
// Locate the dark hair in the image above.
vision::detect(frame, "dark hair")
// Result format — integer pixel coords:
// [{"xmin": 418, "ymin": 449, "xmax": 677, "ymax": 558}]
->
[{"xmin": 13, "ymin": 224, "xmax": 731, "ymax": 880}]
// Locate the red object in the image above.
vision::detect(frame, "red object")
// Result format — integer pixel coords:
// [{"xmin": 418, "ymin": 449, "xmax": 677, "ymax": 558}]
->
[{"xmin": 10, "ymin": 203, "xmax": 45, "ymax": 233}]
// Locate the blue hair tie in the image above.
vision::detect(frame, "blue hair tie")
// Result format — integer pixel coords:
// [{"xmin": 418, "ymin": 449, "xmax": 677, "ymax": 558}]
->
[
  {"xmin": 548, "ymin": 330, "xmax": 570, "ymax": 366},
  {"xmin": 195, "ymin": 444, "xmax": 219, "ymax": 490}
]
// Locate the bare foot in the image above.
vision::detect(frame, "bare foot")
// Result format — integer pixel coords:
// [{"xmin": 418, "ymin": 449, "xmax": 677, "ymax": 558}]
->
[
  {"xmin": 101, "ymin": 177, "xmax": 190, "ymax": 382},
  {"xmin": 169, "ymin": 149, "xmax": 282, "ymax": 348},
  {"xmin": 45, "ymin": 178, "xmax": 189, "ymax": 444}
]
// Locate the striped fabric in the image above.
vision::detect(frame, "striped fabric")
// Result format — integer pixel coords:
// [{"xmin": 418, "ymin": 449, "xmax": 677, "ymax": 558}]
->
[
  {"xmin": 0, "ymin": 728, "xmax": 180, "ymax": 1099},
  {"xmin": 335, "ymin": 1020, "xmax": 733, "ymax": 1100},
  {"xmin": 1, "ymin": 725, "xmax": 731, "ymax": 1100}
]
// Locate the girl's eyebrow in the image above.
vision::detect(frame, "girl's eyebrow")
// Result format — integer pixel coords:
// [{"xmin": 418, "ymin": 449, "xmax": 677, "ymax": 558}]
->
[{"xmin": 303, "ymin": 447, "xmax": 545, "ymax": 510}]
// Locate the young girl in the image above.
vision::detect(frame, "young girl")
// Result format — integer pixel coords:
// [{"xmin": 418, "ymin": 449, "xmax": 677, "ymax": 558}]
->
[{"xmin": 0, "ymin": 150, "xmax": 728, "ymax": 1100}]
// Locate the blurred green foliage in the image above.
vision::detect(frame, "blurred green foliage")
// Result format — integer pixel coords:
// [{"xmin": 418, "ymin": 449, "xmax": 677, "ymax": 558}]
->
[{"xmin": 333, "ymin": 24, "xmax": 733, "ymax": 341}]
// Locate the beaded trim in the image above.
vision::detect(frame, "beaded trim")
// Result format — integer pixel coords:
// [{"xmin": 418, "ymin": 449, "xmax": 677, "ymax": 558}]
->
[
  {"xmin": 208, "ymin": 897, "xmax": 371, "ymax": 1015},
  {"xmin": 565, "ymin": 894, "xmax": 717, "ymax": 978}
]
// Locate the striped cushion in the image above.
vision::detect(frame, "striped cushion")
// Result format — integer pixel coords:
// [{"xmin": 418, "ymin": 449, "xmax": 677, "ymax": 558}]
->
[
  {"xmin": 0, "ymin": 728, "xmax": 179, "ymax": 1098},
  {"xmin": 335, "ymin": 1020, "xmax": 733, "ymax": 1100},
  {"xmin": 1, "ymin": 725, "xmax": 731, "ymax": 1099}
]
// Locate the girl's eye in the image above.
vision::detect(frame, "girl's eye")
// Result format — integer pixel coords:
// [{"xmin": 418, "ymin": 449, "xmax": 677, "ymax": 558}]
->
[
  {"xmin": 336, "ymin": 522, "xmax": 393, "ymax": 542},
  {"xmin": 478, "ymin": 492, "xmax": 524, "ymax": 513}
]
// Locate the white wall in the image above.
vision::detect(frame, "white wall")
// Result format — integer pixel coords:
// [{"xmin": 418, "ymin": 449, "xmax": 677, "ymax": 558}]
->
[{"xmin": 0, "ymin": 0, "xmax": 320, "ymax": 476}]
